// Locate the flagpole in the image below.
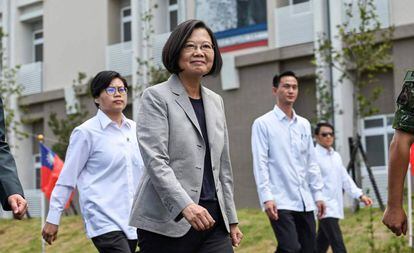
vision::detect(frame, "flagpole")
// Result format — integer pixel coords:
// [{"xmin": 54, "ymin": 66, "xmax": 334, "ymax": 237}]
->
[
  {"xmin": 38, "ymin": 134, "xmax": 45, "ymax": 253},
  {"xmin": 408, "ymin": 164, "xmax": 412, "ymax": 247}
]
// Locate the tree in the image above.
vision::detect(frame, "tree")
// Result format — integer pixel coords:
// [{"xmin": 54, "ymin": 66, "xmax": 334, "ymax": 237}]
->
[
  {"xmin": 314, "ymin": 0, "xmax": 393, "ymax": 130},
  {"xmin": 134, "ymin": 3, "xmax": 170, "ymax": 97},
  {"xmin": 47, "ymin": 73, "xmax": 90, "ymax": 160},
  {"xmin": 314, "ymin": 0, "xmax": 394, "ymax": 211},
  {"xmin": 0, "ymin": 27, "xmax": 25, "ymax": 139}
]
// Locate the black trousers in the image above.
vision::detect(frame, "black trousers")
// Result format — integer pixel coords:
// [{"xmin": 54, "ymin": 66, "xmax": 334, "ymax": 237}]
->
[
  {"xmin": 137, "ymin": 200, "xmax": 233, "ymax": 253},
  {"xmin": 315, "ymin": 218, "xmax": 347, "ymax": 253},
  {"xmin": 269, "ymin": 210, "xmax": 316, "ymax": 253},
  {"xmin": 91, "ymin": 231, "xmax": 138, "ymax": 253}
]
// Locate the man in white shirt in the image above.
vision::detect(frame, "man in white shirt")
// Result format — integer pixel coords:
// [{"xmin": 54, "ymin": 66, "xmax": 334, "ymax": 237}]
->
[
  {"xmin": 314, "ymin": 122, "xmax": 372, "ymax": 253},
  {"xmin": 252, "ymin": 71, "xmax": 326, "ymax": 253},
  {"xmin": 41, "ymin": 71, "xmax": 144, "ymax": 253}
]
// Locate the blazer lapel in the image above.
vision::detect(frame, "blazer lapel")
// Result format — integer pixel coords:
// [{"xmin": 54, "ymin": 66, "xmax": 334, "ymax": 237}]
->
[
  {"xmin": 201, "ymin": 87, "xmax": 217, "ymax": 149},
  {"xmin": 168, "ymin": 75, "xmax": 203, "ymax": 138}
]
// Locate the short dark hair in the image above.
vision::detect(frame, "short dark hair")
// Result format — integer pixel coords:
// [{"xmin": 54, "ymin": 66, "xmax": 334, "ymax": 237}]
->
[
  {"xmin": 162, "ymin": 19, "xmax": 222, "ymax": 76},
  {"xmin": 314, "ymin": 122, "xmax": 335, "ymax": 135},
  {"xmin": 272, "ymin": 71, "xmax": 298, "ymax": 87},
  {"xmin": 90, "ymin": 70, "xmax": 128, "ymax": 108}
]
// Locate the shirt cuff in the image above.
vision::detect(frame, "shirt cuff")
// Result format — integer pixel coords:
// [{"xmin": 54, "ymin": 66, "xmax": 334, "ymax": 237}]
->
[
  {"xmin": 260, "ymin": 192, "xmax": 274, "ymax": 208},
  {"xmin": 313, "ymin": 190, "xmax": 324, "ymax": 202},
  {"xmin": 353, "ymin": 190, "xmax": 363, "ymax": 200},
  {"xmin": 46, "ymin": 208, "xmax": 63, "ymax": 225}
]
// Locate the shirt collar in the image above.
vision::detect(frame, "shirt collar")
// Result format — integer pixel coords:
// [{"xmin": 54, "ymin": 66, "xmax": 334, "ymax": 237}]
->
[
  {"xmin": 273, "ymin": 105, "xmax": 297, "ymax": 122},
  {"xmin": 97, "ymin": 109, "xmax": 130, "ymax": 129},
  {"xmin": 316, "ymin": 143, "xmax": 334, "ymax": 155}
]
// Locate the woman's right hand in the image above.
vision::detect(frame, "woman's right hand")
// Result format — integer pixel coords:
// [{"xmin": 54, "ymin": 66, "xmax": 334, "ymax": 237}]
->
[
  {"xmin": 42, "ymin": 222, "xmax": 59, "ymax": 245},
  {"xmin": 182, "ymin": 203, "xmax": 215, "ymax": 231}
]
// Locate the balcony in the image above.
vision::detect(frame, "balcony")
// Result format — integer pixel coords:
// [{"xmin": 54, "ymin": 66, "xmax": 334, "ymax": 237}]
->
[
  {"xmin": 106, "ymin": 41, "xmax": 132, "ymax": 77},
  {"xmin": 17, "ymin": 0, "xmax": 43, "ymax": 8},
  {"xmin": 274, "ymin": 0, "xmax": 389, "ymax": 48},
  {"xmin": 18, "ymin": 0, "xmax": 43, "ymax": 22},
  {"xmin": 18, "ymin": 62, "xmax": 42, "ymax": 96},
  {"xmin": 275, "ymin": 1, "xmax": 314, "ymax": 48},
  {"xmin": 152, "ymin": 32, "xmax": 170, "ymax": 66}
]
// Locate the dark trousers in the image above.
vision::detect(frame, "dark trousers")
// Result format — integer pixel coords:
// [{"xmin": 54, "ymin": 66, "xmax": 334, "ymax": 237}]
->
[
  {"xmin": 137, "ymin": 200, "xmax": 233, "ymax": 253},
  {"xmin": 269, "ymin": 210, "xmax": 316, "ymax": 253},
  {"xmin": 91, "ymin": 231, "xmax": 138, "ymax": 253},
  {"xmin": 316, "ymin": 218, "xmax": 347, "ymax": 253}
]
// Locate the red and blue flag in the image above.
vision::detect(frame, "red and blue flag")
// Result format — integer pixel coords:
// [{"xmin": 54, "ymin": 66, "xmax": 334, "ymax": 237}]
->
[{"xmin": 40, "ymin": 143, "xmax": 72, "ymax": 208}]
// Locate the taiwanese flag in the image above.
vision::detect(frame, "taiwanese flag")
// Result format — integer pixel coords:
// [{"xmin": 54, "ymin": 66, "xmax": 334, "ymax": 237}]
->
[{"xmin": 40, "ymin": 143, "xmax": 72, "ymax": 208}]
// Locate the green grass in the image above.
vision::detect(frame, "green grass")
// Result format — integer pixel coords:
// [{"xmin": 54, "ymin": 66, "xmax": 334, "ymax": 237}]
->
[{"xmin": 0, "ymin": 208, "xmax": 411, "ymax": 252}]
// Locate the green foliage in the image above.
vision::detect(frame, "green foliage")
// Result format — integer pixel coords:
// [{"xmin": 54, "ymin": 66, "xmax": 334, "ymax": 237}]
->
[
  {"xmin": 0, "ymin": 27, "xmax": 26, "ymax": 139},
  {"xmin": 134, "ymin": 4, "xmax": 170, "ymax": 97},
  {"xmin": 149, "ymin": 65, "xmax": 170, "ymax": 86},
  {"xmin": 47, "ymin": 73, "xmax": 90, "ymax": 160},
  {"xmin": 314, "ymin": 0, "xmax": 393, "ymax": 123},
  {"xmin": 363, "ymin": 189, "xmax": 377, "ymax": 252},
  {"xmin": 1, "ymin": 208, "xmax": 413, "ymax": 252}
]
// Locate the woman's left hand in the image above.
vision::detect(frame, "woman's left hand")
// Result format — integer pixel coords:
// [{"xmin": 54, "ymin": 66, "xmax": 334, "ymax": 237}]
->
[{"xmin": 230, "ymin": 224, "xmax": 243, "ymax": 247}]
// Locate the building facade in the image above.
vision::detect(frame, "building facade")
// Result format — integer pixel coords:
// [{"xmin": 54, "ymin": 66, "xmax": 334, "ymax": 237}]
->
[{"xmin": 0, "ymin": 0, "xmax": 413, "ymax": 217}]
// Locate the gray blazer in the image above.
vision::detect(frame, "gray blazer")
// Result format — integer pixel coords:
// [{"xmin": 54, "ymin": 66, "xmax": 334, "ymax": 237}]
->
[{"xmin": 129, "ymin": 74, "xmax": 238, "ymax": 237}]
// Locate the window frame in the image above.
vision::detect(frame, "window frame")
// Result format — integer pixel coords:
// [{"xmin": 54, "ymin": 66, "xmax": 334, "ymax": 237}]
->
[
  {"xmin": 121, "ymin": 6, "xmax": 132, "ymax": 42},
  {"xmin": 167, "ymin": 0, "xmax": 178, "ymax": 32},
  {"xmin": 33, "ymin": 29, "xmax": 43, "ymax": 62},
  {"xmin": 34, "ymin": 153, "xmax": 41, "ymax": 189},
  {"xmin": 361, "ymin": 114, "xmax": 395, "ymax": 171}
]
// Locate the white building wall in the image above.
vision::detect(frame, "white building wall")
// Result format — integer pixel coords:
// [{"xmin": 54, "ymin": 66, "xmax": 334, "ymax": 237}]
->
[
  {"xmin": 43, "ymin": 0, "xmax": 107, "ymax": 91},
  {"xmin": 390, "ymin": 0, "xmax": 414, "ymax": 26}
]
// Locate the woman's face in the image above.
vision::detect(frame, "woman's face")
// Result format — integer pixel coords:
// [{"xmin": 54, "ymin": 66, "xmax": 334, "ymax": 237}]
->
[
  {"xmin": 95, "ymin": 77, "xmax": 127, "ymax": 115},
  {"xmin": 178, "ymin": 28, "xmax": 214, "ymax": 77}
]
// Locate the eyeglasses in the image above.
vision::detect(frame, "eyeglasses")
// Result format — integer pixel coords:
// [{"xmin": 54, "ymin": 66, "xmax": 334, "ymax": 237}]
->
[
  {"xmin": 105, "ymin": 86, "xmax": 128, "ymax": 95},
  {"xmin": 320, "ymin": 132, "xmax": 334, "ymax": 137},
  {"xmin": 183, "ymin": 42, "xmax": 214, "ymax": 53}
]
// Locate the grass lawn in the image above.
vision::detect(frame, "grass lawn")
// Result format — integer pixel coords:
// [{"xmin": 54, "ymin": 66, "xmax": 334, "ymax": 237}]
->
[{"xmin": 0, "ymin": 208, "xmax": 411, "ymax": 252}]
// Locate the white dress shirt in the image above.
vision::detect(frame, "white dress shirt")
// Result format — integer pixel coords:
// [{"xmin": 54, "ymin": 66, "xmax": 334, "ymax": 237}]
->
[
  {"xmin": 315, "ymin": 143, "xmax": 362, "ymax": 219},
  {"xmin": 252, "ymin": 105, "xmax": 324, "ymax": 212},
  {"xmin": 46, "ymin": 110, "xmax": 144, "ymax": 239}
]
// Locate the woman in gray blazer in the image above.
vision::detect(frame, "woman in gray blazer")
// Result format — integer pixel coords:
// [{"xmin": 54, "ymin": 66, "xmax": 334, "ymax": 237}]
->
[{"xmin": 129, "ymin": 20, "xmax": 243, "ymax": 253}]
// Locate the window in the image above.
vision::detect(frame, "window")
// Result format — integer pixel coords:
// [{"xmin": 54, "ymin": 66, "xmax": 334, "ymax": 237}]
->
[
  {"xmin": 292, "ymin": 0, "xmax": 309, "ymax": 4},
  {"xmin": 365, "ymin": 135, "xmax": 385, "ymax": 166},
  {"xmin": 168, "ymin": 0, "xmax": 178, "ymax": 31},
  {"xmin": 362, "ymin": 114, "xmax": 394, "ymax": 169},
  {"xmin": 196, "ymin": 0, "xmax": 267, "ymax": 32},
  {"xmin": 364, "ymin": 118, "xmax": 384, "ymax": 129},
  {"xmin": 121, "ymin": 7, "xmax": 131, "ymax": 42},
  {"xmin": 33, "ymin": 30, "xmax": 43, "ymax": 62}
]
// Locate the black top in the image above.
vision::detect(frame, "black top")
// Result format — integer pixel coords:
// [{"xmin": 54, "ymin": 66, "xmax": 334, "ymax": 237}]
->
[{"xmin": 189, "ymin": 97, "xmax": 217, "ymax": 202}]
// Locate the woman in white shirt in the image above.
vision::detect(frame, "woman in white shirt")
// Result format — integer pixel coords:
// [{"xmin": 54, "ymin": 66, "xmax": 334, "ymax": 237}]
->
[{"xmin": 41, "ymin": 70, "xmax": 144, "ymax": 253}]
